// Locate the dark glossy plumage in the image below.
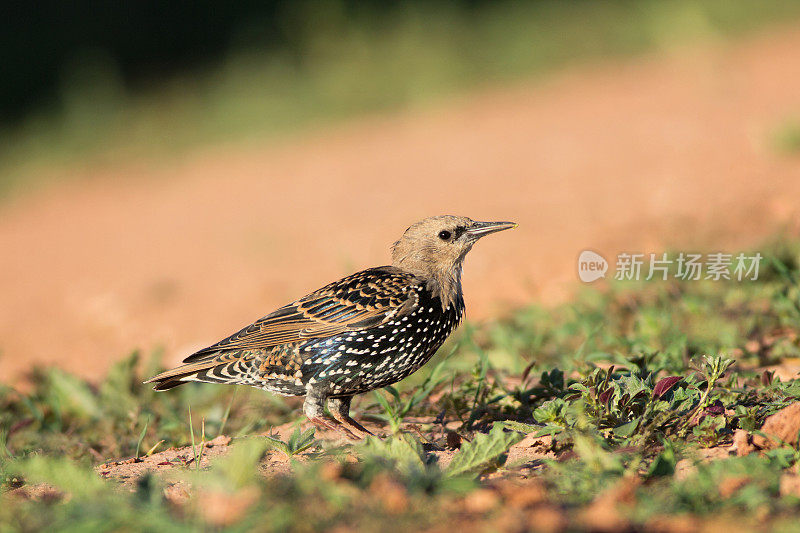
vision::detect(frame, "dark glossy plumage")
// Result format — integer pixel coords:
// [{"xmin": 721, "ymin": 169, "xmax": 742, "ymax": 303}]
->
[{"xmin": 147, "ymin": 216, "xmax": 515, "ymax": 438}]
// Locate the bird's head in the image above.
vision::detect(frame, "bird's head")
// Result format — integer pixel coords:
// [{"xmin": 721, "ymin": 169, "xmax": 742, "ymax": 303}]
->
[{"xmin": 391, "ymin": 215, "xmax": 516, "ymax": 301}]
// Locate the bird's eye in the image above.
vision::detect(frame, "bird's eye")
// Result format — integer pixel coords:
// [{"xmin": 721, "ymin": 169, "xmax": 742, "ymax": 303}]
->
[{"xmin": 438, "ymin": 230, "xmax": 452, "ymax": 240}]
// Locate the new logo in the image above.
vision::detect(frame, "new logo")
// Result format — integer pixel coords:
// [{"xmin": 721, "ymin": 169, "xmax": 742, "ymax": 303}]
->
[{"xmin": 578, "ymin": 250, "xmax": 608, "ymax": 283}]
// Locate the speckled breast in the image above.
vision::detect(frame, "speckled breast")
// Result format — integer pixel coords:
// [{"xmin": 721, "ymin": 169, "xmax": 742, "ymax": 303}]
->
[{"xmin": 296, "ymin": 285, "xmax": 464, "ymax": 397}]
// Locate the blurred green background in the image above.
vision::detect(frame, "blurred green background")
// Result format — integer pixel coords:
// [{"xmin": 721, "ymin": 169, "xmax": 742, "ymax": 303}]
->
[{"xmin": 4, "ymin": 0, "xmax": 800, "ymax": 194}]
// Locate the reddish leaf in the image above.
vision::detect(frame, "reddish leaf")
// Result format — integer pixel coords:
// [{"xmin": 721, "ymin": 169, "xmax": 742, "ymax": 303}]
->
[
  {"xmin": 598, "ymin": 389, "xmax": 613, "ymax": 404},
  {"xmin": 652, "ymin": 376, "xmax": 682, "ymax": 398},
  {"xmin": 704, "ymin": 400, "xmax": 725, "ymax": 415}
]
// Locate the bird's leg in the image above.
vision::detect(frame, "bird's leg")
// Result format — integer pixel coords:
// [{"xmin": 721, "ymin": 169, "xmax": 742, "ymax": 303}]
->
[
  {"xmin": 328, "ymin": 396, "xmax": 374, "ymax": 439},
  {"xmin": 303, "ymin": 391, "xmax": 358, "ymax": 439}
]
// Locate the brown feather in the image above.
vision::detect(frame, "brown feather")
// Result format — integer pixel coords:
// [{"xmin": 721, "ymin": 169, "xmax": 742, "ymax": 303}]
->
[
  {"xmin": 146, "ymin": 267, "xmax": 419, "ymax": 389},
  {"xmin": 180, "ymin": 267, "xmax": 418, "ymax": 359}
]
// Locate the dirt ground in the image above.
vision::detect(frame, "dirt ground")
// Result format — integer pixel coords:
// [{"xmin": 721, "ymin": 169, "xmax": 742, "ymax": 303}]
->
[
  {"xmin": 2, "ymin": 27, "xmax": 800, "ymax": 383},
  {"xmin": 85, "ymin": 402, "xmax": 800, "ymax": 532},
  {"xmin": 92, "ymin": 416, "xmax": 559, "ymax": 490}
]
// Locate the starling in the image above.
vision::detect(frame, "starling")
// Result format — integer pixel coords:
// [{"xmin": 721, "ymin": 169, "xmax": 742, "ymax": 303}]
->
[{"xmin": 146, "ymin": 215, "xmax": 516, "ymax": 438}]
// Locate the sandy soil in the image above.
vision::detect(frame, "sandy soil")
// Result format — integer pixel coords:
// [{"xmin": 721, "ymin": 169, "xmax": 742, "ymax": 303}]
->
[{"xmin": 2, "ymin": 27, "xmax": 800, "ymax": 383}]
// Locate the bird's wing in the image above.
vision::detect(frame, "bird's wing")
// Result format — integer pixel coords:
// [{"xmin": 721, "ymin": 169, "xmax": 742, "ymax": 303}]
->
[
  {"xmin": 145, "ymin": 267, "xmax": 420, "ymax": 389},
  {"xmin": 184, "ymin": 266, "xmax": 419, "ymax": 360}
]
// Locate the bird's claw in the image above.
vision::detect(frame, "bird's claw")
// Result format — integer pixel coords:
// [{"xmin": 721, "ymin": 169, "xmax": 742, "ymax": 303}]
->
[{"xmin": 308, "ymin": 416, "xmax": 361, "ymax": 440}]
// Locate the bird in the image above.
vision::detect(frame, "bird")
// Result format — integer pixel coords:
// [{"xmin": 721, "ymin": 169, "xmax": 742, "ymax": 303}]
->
[{"xmin": 145, "ymin": 215, "xmax": 516, "ymax": 438}]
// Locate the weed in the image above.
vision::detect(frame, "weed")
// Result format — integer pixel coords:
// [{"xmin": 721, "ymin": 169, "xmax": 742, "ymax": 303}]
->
[
  {"xmin": 446, "ymin": 424, "xmax": 523, "ymax": 477},
  {"xmin": 188, "ymin": 407, "xmax": 206, "ymax": 470},
  {"xmin": 265, "ymin": 427, "xmax": 320, "ymax": 458},
  {"xmin": 370, "ymin": 352, "xmax": 454, "ymax": 433},
  {"xmin": 134, "ymin": 416, "xmax": 149, "ymax": 460}
]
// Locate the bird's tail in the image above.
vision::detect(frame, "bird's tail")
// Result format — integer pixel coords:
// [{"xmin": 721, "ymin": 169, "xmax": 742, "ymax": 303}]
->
[
  {"xmin": 144, "ymin": 352, "xmax": 244, "ymax": 390},
  {"xmin": 143, "ymin": 361, "xmax": 221, "ymax": 390}
]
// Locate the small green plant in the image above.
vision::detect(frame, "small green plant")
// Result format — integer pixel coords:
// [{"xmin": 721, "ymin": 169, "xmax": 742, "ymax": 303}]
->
[
  {"xmin": 265, "ymin": 427, "xmax": 320, "ymax": 457},
  {"xmin": 360, "ymin": 432, "xmax": 428, "ymax": 476},
  {"xmin": 446, "ymin": 424, "xmax": 523, "ymax": 477},
  {"xmin": 188, "ymin": 407, "xmax": 205, "ymax": 470},
  {"xmin": 134, "ymin": 416, "xmax": 149, "ymax": 459},
  {"xmin": 371, "ymin": 353, "xmax": 453, "ymax": 433},
  {"xmin": 683, "ymin": 354, "xmax": 735, "ymax": 431},
  {"xmin": 357, "ymin": 427, "xmax": 522, "ymax": 495}
]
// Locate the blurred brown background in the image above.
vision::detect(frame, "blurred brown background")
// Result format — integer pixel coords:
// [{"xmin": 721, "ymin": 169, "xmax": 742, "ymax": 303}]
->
[{"xmin": 2, "ymin": 1, "xmax": 800, "ymax": 382}]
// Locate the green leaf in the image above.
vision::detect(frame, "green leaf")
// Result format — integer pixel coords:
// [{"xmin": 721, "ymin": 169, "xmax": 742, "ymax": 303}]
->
[
  {"xmin": 501, "ymin": 421, "xmax": 540, "ymax": 433},
  {"xmin": 372, "ymin": 390, "xmax": 395, "ymax": 416},
  {"xmin": 501, "ymin": 420, "xmax": 561, "ymax": 438},
  {"xmin": 617, "ymin": 375, "xmax": 647, "ymax": 398},
  {"xmin": 569, "ymin": 383, "xmax": 590, "ymax": 394},
  {"xmin": 534, "ymin": 398, "xmax": 567, "ymax": 424},
  {"xmin": 612, "ymin": 418, "xmax": 640, "ymax": 438},
  {"xmin": 265, "ymin": 427, "xmax": 318, "ymax": 456},
  {"xmin": 646, "ymin": 442, "xmax": 676, "ymax": 478},
  {"xmin": 360, "ymin": 433, "xmax": 426, "ymax": 475},
  {"xmin": 289, "ymin": 427, "xmax": 319, "ymax": 455},
  {"xmin": 135, "ymin": 417, "xmax": 149, "ymax": 459},
  {"xmin": 534, "ymin": 425, "xmax": 565, "ymax": 437},
  {"xmin": 446, "ymin": 424, "xmax": 523, "ymax": 477},
  {"xmin": 385, "ymin": 386, "xmax": 401, "ymax": 401}
]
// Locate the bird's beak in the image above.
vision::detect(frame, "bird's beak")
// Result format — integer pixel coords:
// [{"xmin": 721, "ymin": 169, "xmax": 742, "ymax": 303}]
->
[{"xmin": 466, "ymin": 220, "xmax": 518, "ymax": 238}]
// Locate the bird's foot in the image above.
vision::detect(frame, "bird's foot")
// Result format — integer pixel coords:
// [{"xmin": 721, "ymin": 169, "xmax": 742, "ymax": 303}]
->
[
  {"xmin": 330, "ymin": 412, "xmax": 374, "ymax": 439},
  {"xmin": 307, "ymin": 416, "xmax": 360, "ymax": 441}
]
